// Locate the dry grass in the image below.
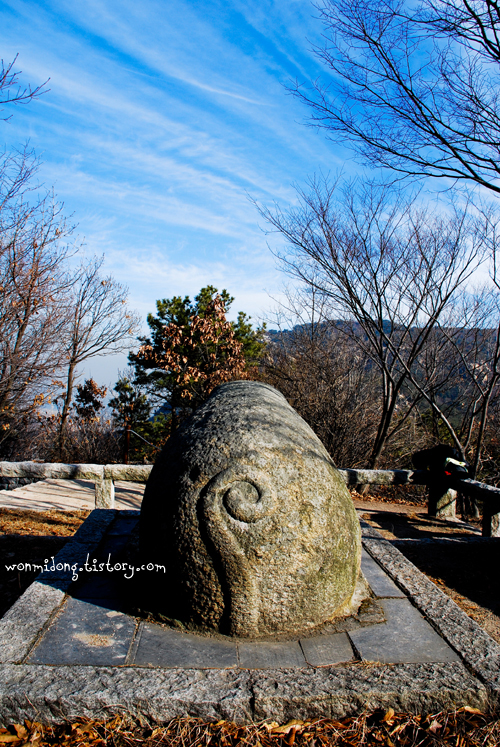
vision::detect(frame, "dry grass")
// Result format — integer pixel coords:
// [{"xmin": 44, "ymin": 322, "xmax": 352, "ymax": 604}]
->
[
  {"xmin": 0, "ymin": 508, "xmax": 89, "ymax": 537},
  {"xmin": 0, "ymin": 509, "xmax": 89, "ymax": 619},
  {"xmin": 1, "ymin": 709, "xmax": 499, "ymax": 747}
]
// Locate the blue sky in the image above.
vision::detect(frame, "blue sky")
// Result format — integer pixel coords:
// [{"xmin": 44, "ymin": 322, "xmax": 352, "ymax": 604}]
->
[{"xmin": 1, "ymin": 0, "xmax": 352, "ymax": 387}]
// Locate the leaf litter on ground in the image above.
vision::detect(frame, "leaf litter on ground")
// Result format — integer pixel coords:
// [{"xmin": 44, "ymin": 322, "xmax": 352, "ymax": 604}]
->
[{"xmin": 0, "ymin": 709, "xmax": 499, "ymax": 747}]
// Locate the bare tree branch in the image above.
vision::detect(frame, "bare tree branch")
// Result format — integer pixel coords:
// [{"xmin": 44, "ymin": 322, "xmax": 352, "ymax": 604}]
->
[
  {"xmin": 57, "ymin": 256, "xmax": 141, "ymax": 458},
  {"xmin": 0, "ymin": 55, "xmax": 49, "ymax": 121},
  {"xmin": 259, "ymin": 179, "xmax": 489, "ymax": 467},
  {"xmin": 291, "ymin": 0, "xmax": 500, "ymax": 193}
]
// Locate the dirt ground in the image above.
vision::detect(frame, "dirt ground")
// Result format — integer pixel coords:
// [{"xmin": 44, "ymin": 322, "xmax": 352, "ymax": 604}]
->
[{"xmin": 1, "ymin": 495, "xmax": 499, "ymax": 649}]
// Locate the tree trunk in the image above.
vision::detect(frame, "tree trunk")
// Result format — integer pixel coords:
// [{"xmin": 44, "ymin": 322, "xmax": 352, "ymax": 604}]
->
[{"xmin": 58, "ymin": 358, "xmax": 77, "ymax": 460}]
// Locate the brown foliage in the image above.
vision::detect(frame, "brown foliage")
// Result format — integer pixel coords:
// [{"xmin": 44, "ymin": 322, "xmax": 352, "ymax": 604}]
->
[
  {"xmin": 0, "ymin": 709, "xmax": 498, "ymax": 747},
  {"xmin": 137, "ymin": 295, "xmax": 248, "ymax": 406}
]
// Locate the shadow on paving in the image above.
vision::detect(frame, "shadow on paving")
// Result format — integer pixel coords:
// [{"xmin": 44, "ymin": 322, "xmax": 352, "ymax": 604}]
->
[
  {"xmin": 0, "ymin": 535, "xmax": 69, "ymax": 618},
  {"xmin": 398, "ymin": 541, "xmax": 500, "ymax": 619},
  {"xmin": 0, "ymin": 508, "xmax": 90, "ymax": 619},
  {"xmin": 361, "ymin": 509, "xmax": 480, "ymax": 540},
  {"xmin": 361, "ymin": 508, "xmax": 500, "ymax": 639}
]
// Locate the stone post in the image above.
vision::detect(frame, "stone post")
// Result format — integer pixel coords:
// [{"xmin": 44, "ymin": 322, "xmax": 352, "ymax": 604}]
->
[
  {"xmin": 95, "ymin": 477, "xmax": 115, "ymax": 508},
  {"xmin": 428, "ymin": 481, "xmax": 456, "ymax": 519},
  {"xmin": 482, "ymin": 501, "xmax": 500, "ymax": 537}
]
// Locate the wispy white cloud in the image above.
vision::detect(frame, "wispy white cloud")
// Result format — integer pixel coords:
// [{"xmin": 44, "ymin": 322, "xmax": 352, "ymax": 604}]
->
[{"xmin": 0, "ymin": 0, "xmax": 355, "ymax": 385}]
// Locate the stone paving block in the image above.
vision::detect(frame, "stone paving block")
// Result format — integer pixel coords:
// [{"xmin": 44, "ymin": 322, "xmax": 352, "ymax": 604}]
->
[
  {"xmin": 361, "ymin": 549, "xmax": 405, "ymax": 598},
  {"xmin": 133, "ymin": 623, "xmax": 238, "ymax": 668},
  {"xmin": 107, "ymin": 516, "xmax": 139, "ymax": 536},
  {"xmin": 71, "ymin": 576, "xmax": 123, "ymax": 601},
  {"xmin": 71, "ymin": 509, "xmax": 116, "ymax": 545},
  {"xmin": 0, "ymin": 664, "xmax": 254, "ymax": 725},
  {"xmin": 250, "ymin": 662, "xmax": 488, "ymax": 722},
  {"xmin": 349, "ymin": 598, "xmax": 460, "ymax": 664},
  {"xmin": 363, "ymin": 535, "xmax": 500, "ymax": 693},
  {"xmin": 28, "ymin": 597, "xmax": 136, "ymax": 666},
  {"xmin": 238, "ymin": 640, "xmax": 306, "ymax": 669},
  {"xmin": 95, "ymin": 535, "xmax": 131, "ymax": 556},
  {"xmin": 300, "ymin": 633, "xmax": 355, "ymax": 666},
  {"xmin": 0, "ymin": 582, "xmax": 66, "ymax": 664}
]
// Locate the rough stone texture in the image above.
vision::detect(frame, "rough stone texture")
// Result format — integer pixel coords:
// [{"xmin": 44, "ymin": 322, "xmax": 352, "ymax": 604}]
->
[
  {"xmin": 0, "ymin": 461, "xmax": 104, "ymax": 480},
  {"xmin": 140, "ymin": 381, "xmax": 361, "ymax": 638},
  {"xmin": 0, "ymin": 662, "xmax": 488, "ymax": 726},
  {"xmin": 363, "ymin": 536, "xmax": 500, "ymax": 693},
  {"xmin": 0, "ymin": 583, "xmax": 65, "ymax": 664},
  {"xmin": 0, "ymin": 462, "xmax": 152, "ymax": 483},
  {"xmin": 95, "ymin": 478, "xmax": 115, "ymax": 508},
  {"xmin": 250, "ymin": 662, "xmax": 488, "ymax": 722},
  {"xmin": 428, "ymin": 484, "xmax": 457, "ymax": 519},
  {"xmin": 0, "ymin": 665, "xmax": 253, "ymax": 725},
  {"xmin": 105, "ymin": 465, "xmax": 152, "ymax": 482},
  {"xmin": 338, "ymin": 469, "xmax": 421, "ymax": 486}
]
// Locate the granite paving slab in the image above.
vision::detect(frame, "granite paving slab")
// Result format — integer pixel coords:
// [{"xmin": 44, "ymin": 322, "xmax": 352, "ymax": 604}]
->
[
  {"xmin": 238, "ymin": 640, "xmax": 306, "ymax": 669},
  {"xmin": 363, "ymin": 535, "xmax": 500, "ymax": 694},
  {"xmin": 0, "ymin": 507, "xmax": 498, "ymax": 723},
  {"xmin": 361, "ymin": 549, "xmax": 406, "ymax": 598},
  {"xmin": 300, "ymin": 632, "xmax": 355, "ymax": 667},
  {"xmin": 349, "ymin": 597, "xmax": 460, "ymax": 663},
  {"xmin": 133, "ymin": 623, "xmax": 238, "ymax": 668},
  {"xmin": 28, "ymin": 597, "xmax": 137, "ymax": 666}
]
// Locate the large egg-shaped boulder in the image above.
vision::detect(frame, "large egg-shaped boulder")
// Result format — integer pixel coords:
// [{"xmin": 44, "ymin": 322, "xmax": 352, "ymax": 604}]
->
[{"xmin": 140, "ymin": 381, "xmax": 361, "ymax": 637}]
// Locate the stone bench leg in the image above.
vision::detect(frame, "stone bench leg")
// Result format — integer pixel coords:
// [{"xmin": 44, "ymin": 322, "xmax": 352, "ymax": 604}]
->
[
  {"xmin": 95, "ymin": 478, "xmax": 115, "ymax": 509},
  {"xmin": 428, "ymin": 484, "xmax": 456, "ymax": 519},
  {"xmin": 482, "ymin": 502, "xmax": 500, "ymax": 537}
]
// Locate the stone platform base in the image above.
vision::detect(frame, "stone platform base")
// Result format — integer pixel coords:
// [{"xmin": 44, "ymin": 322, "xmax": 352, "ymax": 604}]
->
[{"xmin": 0, "ymin": 510, "xmax": 498, "ymax": 723}]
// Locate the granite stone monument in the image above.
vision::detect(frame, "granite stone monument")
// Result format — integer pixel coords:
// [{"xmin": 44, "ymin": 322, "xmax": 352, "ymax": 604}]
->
[{"xmin": 140, "ymin": 381, "xmax": 362, "ymax": 638}]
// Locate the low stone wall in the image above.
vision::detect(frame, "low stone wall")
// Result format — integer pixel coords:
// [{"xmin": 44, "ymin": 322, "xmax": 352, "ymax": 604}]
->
[
  {"xmin": 337, "ymin": 468, "xmax": 424, "ymax": 486},
  {"xmin": 0, "ymin": 461, "xmax": 499, "ymax": 536},
  {"xmin": 0, "ymin": 462, "xmax": 152, "ymax": 509}
]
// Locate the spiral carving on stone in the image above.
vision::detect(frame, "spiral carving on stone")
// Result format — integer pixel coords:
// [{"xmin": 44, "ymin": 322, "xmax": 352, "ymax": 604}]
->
[{"xmin": 202, "ymin": 466, "xmax": 275, "ymax": 636}]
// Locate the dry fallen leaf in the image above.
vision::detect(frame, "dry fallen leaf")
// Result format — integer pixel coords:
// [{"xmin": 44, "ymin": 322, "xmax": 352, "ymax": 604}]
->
[
  {"xmin": 381, "ymin": 708, "xmax": 395, "ymax": 724},
  {"xmin": 427, "ymin": 719, "xmax": 442, "ymax": 733},
  {"xmin": 271, "ymin": 720, "xmax": 304, "ymax": 735},
  {"xmin": 11, "ymin": 728, "xmax": 26, "ymax": 742},
  {"xmin": 262, "ymin": 722, "xmax": 279, "ymax": 731},
  {"xmin": 0, "ymin": 735, "xmax": 21, "ymax": 745},
  {"xmin": 463, "ymin": 706, "xmax": 483, "ymax": 715}
]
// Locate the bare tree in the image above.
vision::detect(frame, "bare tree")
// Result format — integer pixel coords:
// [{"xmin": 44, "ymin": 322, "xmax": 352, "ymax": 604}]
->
[
  {"xmin": 291, "ymin": 0, "xmax": 500, "ymax": 194},
  {"xmin": 261, "ymin": 179, "xmax": 487, "ymax": 467},
  {"xmin": 0, "ymin": 159, "xmax": 75, "ymax": 453},
  {"xmin": 0, "ymin": 55, "xmax": 48, "ymax": 120},
  {"xmin": 392, "ymin": 285, "xmax": 500, "ymax": 477},
  {"xmin": 57, "ymin": 256, "xmax": 141, "ymax": 457},
  {"xmin": 263, "ymin": 288, "xmax": 384, "ymax": 467}
]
